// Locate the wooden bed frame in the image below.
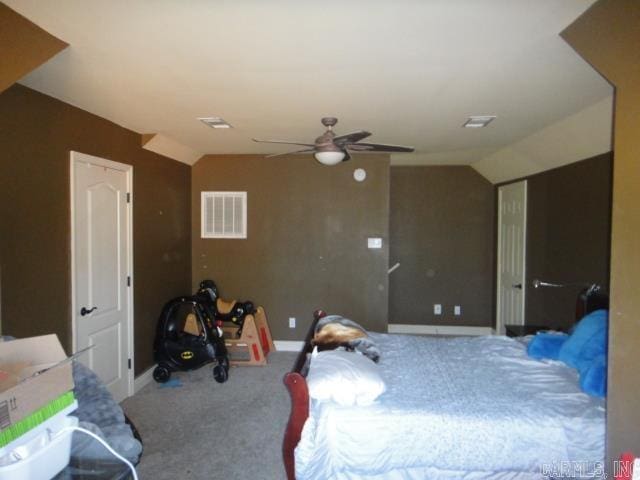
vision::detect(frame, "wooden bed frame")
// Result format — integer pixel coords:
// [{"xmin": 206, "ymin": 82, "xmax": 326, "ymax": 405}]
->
[
  {"xmin": 282, "ymin": 289, "xmax": 609, "ymax": 480},
  {"xmin": 282, "ymin": 310, "xmax": 324, "ymax": 480}
]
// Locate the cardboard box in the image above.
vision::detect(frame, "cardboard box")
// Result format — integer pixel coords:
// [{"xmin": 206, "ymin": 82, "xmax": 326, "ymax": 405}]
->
[{"xmin": 0, "ymin": 335, "xmax": 74, "ymax": 434}]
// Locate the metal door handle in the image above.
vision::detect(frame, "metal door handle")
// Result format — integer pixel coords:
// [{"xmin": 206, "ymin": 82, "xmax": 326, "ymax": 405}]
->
[
  {"xmin": 512, "ymin": 283, "xmax": 523, "ymax": 289},
  {"xmin": 80, "ymin": 306, "xmax": 98, "ymax": 316}
]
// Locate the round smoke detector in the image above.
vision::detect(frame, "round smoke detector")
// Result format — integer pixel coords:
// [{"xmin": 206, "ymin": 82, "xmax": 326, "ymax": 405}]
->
[{"xmin": 353, "ymin": 168, "xmax": 367, "ymax": 182}]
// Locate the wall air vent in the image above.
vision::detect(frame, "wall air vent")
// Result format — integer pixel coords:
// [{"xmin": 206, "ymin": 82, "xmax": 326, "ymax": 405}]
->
[
  {"xmin": 198, "ymin": 117, "xmax": 233, "ymax": 129},
  {"xmin": 201, "ymin": 192, "xmax": 247, "ymax": 239},
  {"xmin": 463, "ymin": 116, "xmax": 496, "ymax": 128}
]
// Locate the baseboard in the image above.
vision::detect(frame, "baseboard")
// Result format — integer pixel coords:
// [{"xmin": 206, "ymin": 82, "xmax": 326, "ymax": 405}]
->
[
  {"xmin": 134, "ymin": 364, "xmax": 157, "ymax": 394},
  {"xmin": 274, "ymin": 340, "xmax": 305, "ymax": 352},
  {"xmin": 387, "ymin": 324, "xmax": 495, "ymax": 336}
]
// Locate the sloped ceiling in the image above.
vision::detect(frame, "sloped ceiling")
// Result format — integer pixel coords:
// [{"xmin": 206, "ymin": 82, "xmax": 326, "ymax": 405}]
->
[
  {"xmin": 4, "ymin": 0, "xmax": 613, "ymax": 179},
  {"xmin": 0, "ymin": 3, "xmax": 67, "ymax": 94},
  {"xmin": 472, "ymin": 95, "xmax": 613, "ymax": 183}
]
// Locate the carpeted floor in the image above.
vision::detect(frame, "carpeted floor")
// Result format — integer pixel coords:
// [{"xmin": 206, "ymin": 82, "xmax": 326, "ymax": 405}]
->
[{"xmin": 122, "ymin": 352, "xmax": 298, "ymax": 480}]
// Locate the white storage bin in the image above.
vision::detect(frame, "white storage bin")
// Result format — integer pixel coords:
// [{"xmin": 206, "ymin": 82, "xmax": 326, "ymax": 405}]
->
[
  {"xmin": 0, "ymin": 400, "xmax": 77, "ymax": 455},
  {"xmin": 0, "ymin": 413, "xmax": 78, "ymax": 480}
]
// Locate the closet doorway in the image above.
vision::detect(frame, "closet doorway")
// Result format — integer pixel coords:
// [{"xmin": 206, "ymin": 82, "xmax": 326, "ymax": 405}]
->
[
  {"xmin": 496, "ymin": 180, "xmax": 527, "ymax": 335},
  {"xmin": 71, "ymin": 151, "xmax": 134, "ymax": 402}
]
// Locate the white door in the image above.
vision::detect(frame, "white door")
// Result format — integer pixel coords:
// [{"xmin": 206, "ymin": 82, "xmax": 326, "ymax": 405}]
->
[
  {"xmin": 71, "ymin": 151, "xmax": 133, "ymax": 402},
  {"xmin": 496, "ymin": 180, "xmax": 527, "ymax": 334}
]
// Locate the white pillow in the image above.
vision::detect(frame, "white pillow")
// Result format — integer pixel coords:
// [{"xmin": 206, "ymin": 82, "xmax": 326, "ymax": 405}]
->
[{"xmin": 306, "ymin": 349, "xmax": 386, "ymax": 406}]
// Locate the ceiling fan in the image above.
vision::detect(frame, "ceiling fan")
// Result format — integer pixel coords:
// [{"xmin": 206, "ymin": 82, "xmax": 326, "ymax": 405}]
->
[{"xmin": 252, "ymin": 117, "xmax": 415, "ymax": 166}]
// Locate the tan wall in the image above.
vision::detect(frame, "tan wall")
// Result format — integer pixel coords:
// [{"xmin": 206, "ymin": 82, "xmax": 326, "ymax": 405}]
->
[
  {"xmin": 389, "ymin": 166, "xmax": 495, "ymax": 326},
  {"xmin": 0, "ymin": 85, "xmax": 192, "ymax": 375},
  {"xmin": 563, "ymin": 0, "xmax": 640, "ymax": 464},
  {"xmin": 0, "ymin": 3, "xmax": 67, "ymax": 94},
  {"xmin": 192, "ymin": 155, "xmax": 390, "ymax": 339}
]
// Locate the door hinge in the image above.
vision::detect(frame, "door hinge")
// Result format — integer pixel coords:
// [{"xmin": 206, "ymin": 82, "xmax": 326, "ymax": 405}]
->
[
  {"xmin": 128, "ymin": 358, "xmax": 132, "ymax": 370},
  {"xmin": 127, "ymin": 276, "xmax": 131, "ymax": 287},
  {"xmin": 126, "ymin": 192, "xmax": 131, "ymax": 203}
]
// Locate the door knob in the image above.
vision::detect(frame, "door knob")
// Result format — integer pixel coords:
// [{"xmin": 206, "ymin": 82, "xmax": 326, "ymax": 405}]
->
[
  {"xmin": 512, "ymin": 283, "xmax": 523, "ymax": 289},
  {"xmin": 80, "ymin": 306, "xmax": 98, "ymax": 316}
]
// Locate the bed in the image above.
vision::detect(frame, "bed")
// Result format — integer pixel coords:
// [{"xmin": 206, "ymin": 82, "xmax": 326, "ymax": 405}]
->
[{"xmin": 283, "ymin": 294, "xmax": 607, "ymax": 480}]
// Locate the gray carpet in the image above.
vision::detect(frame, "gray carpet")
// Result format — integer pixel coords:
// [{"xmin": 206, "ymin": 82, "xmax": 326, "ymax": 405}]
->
[{"xmin": 122, "ymin": 352, "xmax": 298, "ymax": 480}]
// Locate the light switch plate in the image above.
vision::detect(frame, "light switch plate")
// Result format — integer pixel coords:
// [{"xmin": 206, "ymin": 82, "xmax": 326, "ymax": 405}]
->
[{"xmin": 368, "ymin": 237, "xmax": 382, "ymax": 249}]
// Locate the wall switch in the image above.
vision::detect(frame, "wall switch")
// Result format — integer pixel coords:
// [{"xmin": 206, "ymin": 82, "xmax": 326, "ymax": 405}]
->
[
  {"xmin": 434, "ymin": 304, "xmax": 442, "ymax": 315},
  {"xmin": 454, "ymin": 305, "xmax": 461, "ymax": 316},
  {"xmin": 367, "ymin": 237, "xmax": 383, "ymax": 249},
  {"xmin": 289, "ymin": 317, "xmax": 296, "ymax": 328}
]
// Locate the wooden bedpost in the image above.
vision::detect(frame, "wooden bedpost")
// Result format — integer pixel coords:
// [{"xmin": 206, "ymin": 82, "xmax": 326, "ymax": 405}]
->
[
  {"xmin": 282, "ymin": 309, "xmax": 325, "ymax": 480},
  {"xmin": 283, "ymin": 372, "xmax": 309, "ymax": 480}
]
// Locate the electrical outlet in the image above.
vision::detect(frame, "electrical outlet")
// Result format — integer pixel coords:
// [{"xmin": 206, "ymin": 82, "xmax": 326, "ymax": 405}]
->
[
  {"xmin": 434, "ymin": 304, "xmax": 442, "ymax": 315},
  {"xmin": 289, "ymin": 317, "xmax": 296, "ymax": 328},
  {"xmin": 454, "ymin": 305, "xmax": 461, "ymax": 316}
]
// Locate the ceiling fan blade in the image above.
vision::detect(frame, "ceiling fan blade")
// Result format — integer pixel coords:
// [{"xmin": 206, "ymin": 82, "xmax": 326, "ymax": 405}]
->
[
  {"xmin": 252, "ymin": 138, "xmax": 315, "ymax": 148},
  {"xmin": 265, "ymin": 148, "xmax": 316, "ymax": 158},
  {"xmin": 332, "ymin": 130, "xmax": 372, "ymax": 146},
  {"xmin": 343, "ymin": 150, "xmax": 351, "ymax": 162},
  {"xmin": 346, "ymin": 142, "xmax": 414, "ymax": 153}
]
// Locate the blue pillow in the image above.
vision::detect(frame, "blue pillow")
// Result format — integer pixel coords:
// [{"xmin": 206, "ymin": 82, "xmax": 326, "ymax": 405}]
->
[
  {"xmin": 527, "ymin": 332, "xmax": 569, "ymax": 360},
  {"xmin": 579, "ymin": 353, "xmax": 607, "ymax": 397},
  {"xmin": 558, "ymin": 309, "xmax": 608, "ymax": 374}
]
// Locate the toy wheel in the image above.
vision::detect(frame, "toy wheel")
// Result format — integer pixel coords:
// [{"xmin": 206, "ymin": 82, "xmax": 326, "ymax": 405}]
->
[
  {"xmin": 213, "ymin": 364, "xmax": 228, "ymax": 383},
  {"xmin": 153, "ymin": 365, "xmax": 171, "ymax": 383}
]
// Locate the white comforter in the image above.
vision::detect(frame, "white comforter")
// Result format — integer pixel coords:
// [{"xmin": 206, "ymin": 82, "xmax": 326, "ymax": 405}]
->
[{"xmin": 295, "ymin": 333, "xmax": 605, "ymax": 480}]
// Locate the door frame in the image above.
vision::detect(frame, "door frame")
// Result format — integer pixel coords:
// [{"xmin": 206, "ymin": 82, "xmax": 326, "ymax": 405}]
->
[
  {"xmin": 70, "ymin": 151, "xmax": 134, "ymax": 398},
  {"xmin": 496, "ymin": 180, "xmax": 528, "ymax": 335}
]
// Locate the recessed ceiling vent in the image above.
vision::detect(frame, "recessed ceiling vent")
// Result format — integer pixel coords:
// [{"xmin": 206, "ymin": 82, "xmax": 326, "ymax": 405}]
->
[
  {"xmin": 463, "ymin": 116, "xmax": 496, "ymax": 128},
  {"xmin": 198, "ymin": 117, "xmax": 232, "ymax": 129}
]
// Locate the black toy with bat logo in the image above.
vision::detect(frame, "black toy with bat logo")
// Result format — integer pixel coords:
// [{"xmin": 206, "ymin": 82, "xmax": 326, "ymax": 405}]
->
[{"xmin": 152, "ymin": 291, "xmax": 229, "ymax": 384}]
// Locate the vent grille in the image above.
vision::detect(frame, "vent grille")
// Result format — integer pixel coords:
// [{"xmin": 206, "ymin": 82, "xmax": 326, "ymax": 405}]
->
[
  {"xmin": 201, "ymin": 192, "xmax": 247, "ymax": 238},
  {"xmin": 198, "ymin": 117, "xmax": 232, "ymax": 129},
  {"xmin": 463, "ymin": 115, "xmax": 496, "ymax": 128}
]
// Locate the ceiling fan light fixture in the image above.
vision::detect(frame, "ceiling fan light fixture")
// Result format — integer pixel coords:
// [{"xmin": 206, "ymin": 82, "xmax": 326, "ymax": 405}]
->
[
  {"xmin": 254, "ymin": 117, "xmax": 414, "ymax": 164},
  {"xmin": 314, "ymin": 150, "xmax": 346, "ymax": 166}
]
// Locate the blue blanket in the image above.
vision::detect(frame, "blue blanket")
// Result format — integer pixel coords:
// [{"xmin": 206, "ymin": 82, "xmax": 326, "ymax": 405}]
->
[{"xmin": 527, "ymin": 310, "xmax": 608, "ymax": 398}]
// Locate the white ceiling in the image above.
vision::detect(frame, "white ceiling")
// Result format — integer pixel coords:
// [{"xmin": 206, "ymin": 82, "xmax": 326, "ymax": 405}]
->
[{"xmin": 7, "ymin": 0, "xmax": 612, "ymax": 168}]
